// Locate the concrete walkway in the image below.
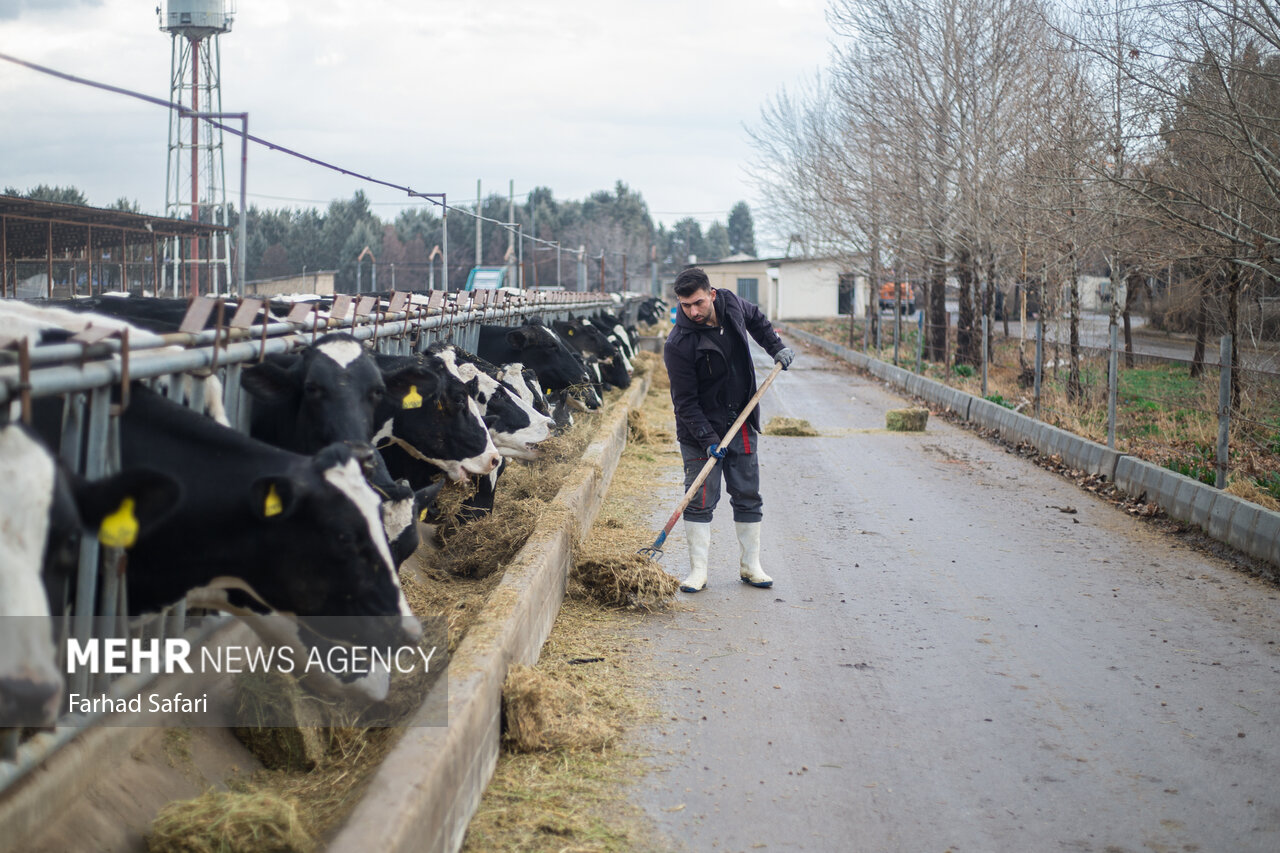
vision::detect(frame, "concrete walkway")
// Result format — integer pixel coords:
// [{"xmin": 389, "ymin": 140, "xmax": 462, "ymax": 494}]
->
[{"xmin": 633, "ymin": 340, "xmax": 1280, "ymax": 852}]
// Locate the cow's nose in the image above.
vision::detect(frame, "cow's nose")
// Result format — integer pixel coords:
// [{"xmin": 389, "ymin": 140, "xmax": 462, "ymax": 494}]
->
[{"xmin": 0, "ymin": 676, "xmax": 60, "ymax": 727}]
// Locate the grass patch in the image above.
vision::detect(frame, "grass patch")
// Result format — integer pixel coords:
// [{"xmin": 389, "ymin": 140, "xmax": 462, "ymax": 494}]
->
[{"xmin": 789, "ymin": 318, "xmax": 1280, "ymax": 513}]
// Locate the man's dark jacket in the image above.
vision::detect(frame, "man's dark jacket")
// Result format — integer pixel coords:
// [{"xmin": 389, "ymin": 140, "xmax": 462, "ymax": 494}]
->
[{"xmin": 664, "ymin": 288, "xmax": 785, "ymax": 449}]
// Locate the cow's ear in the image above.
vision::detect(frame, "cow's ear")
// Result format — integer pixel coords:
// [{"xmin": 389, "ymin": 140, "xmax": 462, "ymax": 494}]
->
[
  {"xmin": 249, "ymin": 477, "xmax": 297, "ymax": 521},
  {"xmin": 241, "ymin": 356, "xmax": 300, "ymax": 401},
  {"xmin": 72, "ymin": 468, "xmax": 182, "ymax": 548},
  {"xmin": 507, "ymin": 328, "xmax": 531, "ymax": 349},
  {"xmin": 383, "ymin": 366, "xmax": 438, "ymax": 409}
]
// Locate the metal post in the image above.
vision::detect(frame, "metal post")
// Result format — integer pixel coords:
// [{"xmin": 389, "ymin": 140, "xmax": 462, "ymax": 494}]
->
[
  {"xmin": 1034, "ymin": 315, "xmax": 1044, "ymax": 419},
  {"xmin": 1216, "ymin": 334, "xmax": 1232, "ymax": 488},
  {"xmin": 476, "ymin": 179, "xmax": 482, "ymax": 266},
  {"xmin": 441, "ymin": 195, "xmax": 449, "ymax": 292},
  {"xmin": 517, "ymin": 224, "xmax": 523, "ymax": 289},
  {"xmin": 237, "ymin": 113, "xmax": 247, "ymax": 297},
  {"xmin": 1107, "ymin": 319, "xmax": 1119, "ymax": 448},
  {"xmin": 894, "ymin": 298, "xmax": 902, "ymax": 366},
  {"xmin": 981, "ymin": 312, "xmax": 989, "ymax": 397},
  {"xmin": 915, "ymin": 308, "xmax": 924, "ymax": 373}
]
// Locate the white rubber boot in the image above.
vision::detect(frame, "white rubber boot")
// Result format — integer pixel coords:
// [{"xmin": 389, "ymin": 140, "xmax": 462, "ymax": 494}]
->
[
  {"xmin": 680, "ymin": 520, "xmax": 712, "ymax": 593},
  {"xmin": 736, "ymin": 521, "xmax": 773, "ymax": 588}
]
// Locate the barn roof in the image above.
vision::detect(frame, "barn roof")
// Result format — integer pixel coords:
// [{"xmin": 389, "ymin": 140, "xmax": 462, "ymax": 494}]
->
[{"xmin": 0, "ymin": 195, "xmax": 226, "ymax": 259}]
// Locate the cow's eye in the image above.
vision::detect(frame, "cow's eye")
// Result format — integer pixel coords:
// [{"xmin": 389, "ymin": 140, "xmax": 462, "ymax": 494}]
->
[
  {"xmin": 304, "ymin": 383, "xmax": 324, "ymax": 399},
  {"xmin": 368, "ymin": 387, "xmax": 384, "ymax": 402}
]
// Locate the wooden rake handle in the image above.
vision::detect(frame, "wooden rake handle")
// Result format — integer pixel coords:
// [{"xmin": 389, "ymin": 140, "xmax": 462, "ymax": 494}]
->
[{"xmin": 650, "ymin": 361, "xmax": 785, "ymax": 548}]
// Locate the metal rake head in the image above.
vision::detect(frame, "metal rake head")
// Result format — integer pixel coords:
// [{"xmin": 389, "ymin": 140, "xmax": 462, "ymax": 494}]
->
[{"xmin": 636, "ymin": 545, "xmax": 665, "ymax": 561}]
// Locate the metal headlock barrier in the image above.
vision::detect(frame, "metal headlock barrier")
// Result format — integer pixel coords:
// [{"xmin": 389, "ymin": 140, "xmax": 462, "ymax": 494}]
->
[{"xmin": 0, "ymin": 288, "xmax": 640, "ymax": 794}]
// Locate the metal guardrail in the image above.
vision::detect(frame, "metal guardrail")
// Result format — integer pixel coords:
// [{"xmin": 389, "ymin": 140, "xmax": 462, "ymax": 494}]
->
[{"xmin": 0, "ymin": 288, "xmax": 638, "ymax": 795}]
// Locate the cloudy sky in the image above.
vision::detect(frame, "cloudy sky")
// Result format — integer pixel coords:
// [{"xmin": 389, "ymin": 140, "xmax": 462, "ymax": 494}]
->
[{"xmin": 0, "ymin": 0, "xmax": 831, "ymax": 250}]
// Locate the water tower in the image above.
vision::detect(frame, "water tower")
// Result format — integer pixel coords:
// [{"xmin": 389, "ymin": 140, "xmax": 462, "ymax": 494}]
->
[{"xmin": 158, "ymin": 0, "xmax": 235, "ymax": 296}]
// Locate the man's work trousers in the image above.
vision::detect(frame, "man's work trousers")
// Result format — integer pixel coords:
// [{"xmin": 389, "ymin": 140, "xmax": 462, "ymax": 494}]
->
[{"xmin": 679, "ymin": 424, "xmax": 762, "ymax": 523}]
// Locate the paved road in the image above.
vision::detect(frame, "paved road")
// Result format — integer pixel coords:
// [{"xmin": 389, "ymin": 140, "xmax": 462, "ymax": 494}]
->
[
  {"xmin": 888, "ymin": 304, "xmax": 1279, "ymax": 372},
  {"xmin": 633, "ymin": 341, "xmax": 1280, "ymax": 852}
]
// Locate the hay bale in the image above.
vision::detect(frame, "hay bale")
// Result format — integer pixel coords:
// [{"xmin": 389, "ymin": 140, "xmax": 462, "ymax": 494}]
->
[
  {"xmin": 763, "ymin": 416, "xmax": 819, "ymax": 437},
  {"xmin": 146, "ymin": 790, "xmax": 313, "ymax": 853},
  {"xmin": 886, "ymin": 407, "xmax": 929, "ymax": 431},
  {"xmin": 503, "ymin": 664, "xmax": 618, "ymax": 753}
]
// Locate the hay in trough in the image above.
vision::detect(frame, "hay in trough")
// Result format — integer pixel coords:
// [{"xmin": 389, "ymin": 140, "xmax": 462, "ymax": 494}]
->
[
  {"xmin": 886, "ymin": 407, "xmax": 929, "ymax": 431},
  {"xmin": 764, "ymin": 416, "xmax": 820, "ymax": 436},
  {"xmin": 633, "ymin": 350, "xmax": 668, "ymax": 391},
  {"xmin": 146, "ymin": 789, "xmax": 314, "ymax": 853},
  {"xmin": 502, "ymin": 663, "xmax": 619, "ymax": 753},
  {"xmin": 232, "ymin": 671, "xmax": 336, "ymax": 772}
]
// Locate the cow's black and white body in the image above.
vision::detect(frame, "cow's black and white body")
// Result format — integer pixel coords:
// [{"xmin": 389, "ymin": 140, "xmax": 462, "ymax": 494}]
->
[
  {"xmin": 477, "ymin": 320, "xmax": 601, "ymax": 411},
  {"xmin": 0, "ymin": 423, "xmax": 178, "ymax": 727},
  {"xmin": 241, "ymin": 333, "xmax": 436, "ymax": 566},
  {"xmin": 104, "ymin": 385, "xmax": 421, "ymax": 701},
  {"xmin": 428, "ymin": 343, "xmax": 555, "ymax": 460}
]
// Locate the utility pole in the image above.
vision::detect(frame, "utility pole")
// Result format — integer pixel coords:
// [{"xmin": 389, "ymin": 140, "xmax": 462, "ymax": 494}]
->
[{"xmin": 476, "ymin": 179, "xmax": 482, "ymax": 267}]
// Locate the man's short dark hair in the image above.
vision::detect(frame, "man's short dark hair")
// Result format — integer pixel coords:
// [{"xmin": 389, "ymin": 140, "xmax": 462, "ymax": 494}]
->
[{"xmin": 674, "ymin": 267, "xmax": 711, "ymax": 298}]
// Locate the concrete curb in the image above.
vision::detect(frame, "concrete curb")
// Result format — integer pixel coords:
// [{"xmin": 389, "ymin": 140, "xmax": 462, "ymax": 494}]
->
[
  {"xmin": 327, "ymin": 375, "xmax": 651, "ymax": 853},
  {"xmin": 775, "ymin": 323, "xmax": 1279, "ymax": 570}
]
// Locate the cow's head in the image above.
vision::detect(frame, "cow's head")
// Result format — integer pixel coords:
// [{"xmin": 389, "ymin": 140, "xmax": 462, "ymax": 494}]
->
[
  {"xmin": 504, "ymin": 321, "xmax": 593, "ymax": 394},
  {"xmin": 432, "ymin": 345, "xmax": 554, "ymax": 461},
  {"xmin": 242, "ymin": 333, "xmax": 419, "ymax": 456},
  {"xmin": 372, "ymin": 352, "xmax": 499, "ymax": 482},
  {"xmin": 184, "ymin": 444, "xmax": 421, "ymax": 702}
]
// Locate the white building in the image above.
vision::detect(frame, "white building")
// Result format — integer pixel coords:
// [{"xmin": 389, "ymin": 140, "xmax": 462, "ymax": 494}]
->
[{"xmin": 692, "ymin": 256, "xmax": 869, "ymax": 321}]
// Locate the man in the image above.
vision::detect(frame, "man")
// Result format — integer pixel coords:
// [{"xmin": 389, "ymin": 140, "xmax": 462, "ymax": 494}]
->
[{"xmin": 663, "ymin": 267, "xmax": 795, "ymax": 593}]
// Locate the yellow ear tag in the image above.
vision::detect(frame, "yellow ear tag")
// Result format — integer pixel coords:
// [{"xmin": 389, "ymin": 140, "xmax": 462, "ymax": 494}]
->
[
  {"xmin": 264, "ymin": 484, "xmax": 284, "ymax": 518},
  {"xmin": 99, "ymin": 497, "xmax": 139, "ymax": 548},
  {"xmin": 545, "ymin": 388, "xmax": 552, "ymax": 396},
  {"xmin": 402, "ymin": 387, "xmax": 424, "ymax": 409},
  {"xmin": 419, "ymin": 507, "xmax": 430, "ymax": 522},
  {"xmin": 567, "ymin": 328, "xmax": 574, "ymax": 335}
]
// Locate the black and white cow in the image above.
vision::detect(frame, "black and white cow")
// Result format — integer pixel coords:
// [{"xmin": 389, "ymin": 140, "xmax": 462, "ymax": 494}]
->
[
  {"xmin": 240, "ymin": 333, "xmax": 437, "ymax": 566},
  {"xmin": 370, "ymin": 350, "xmax": 502, "ymax": 489},
  {"xmin": 636, "ymin": 296, "xmax": 667, "ymax": 327},
  {"xmin": 553, "ymin": 316, "xmax": 630, "ymax": 390},
  {"xmin": 53, "ymin": 384, "xmax": 425, "ymax": 701},
  {"xmin": 477, "ymin": 319, "xmax": 601, "ymax": 411},
  {"xmin": 0, "ymin": 422, "xmax": 178, "ymax": 728},
  {"xmin": 428, "ymin": 343, "xmax": 555, "ymax": 460}
]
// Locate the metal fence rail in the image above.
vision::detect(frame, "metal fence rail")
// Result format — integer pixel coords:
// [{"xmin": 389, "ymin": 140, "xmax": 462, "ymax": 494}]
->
[{"xmin": 0, "ymin": 288, "xmax": 638, "ymax": 795}]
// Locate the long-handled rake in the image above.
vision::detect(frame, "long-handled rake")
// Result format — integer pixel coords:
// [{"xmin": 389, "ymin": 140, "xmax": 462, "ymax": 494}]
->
[{"xmin": 638, "ymin": 361, "xmax": 784, "ymax": 561}]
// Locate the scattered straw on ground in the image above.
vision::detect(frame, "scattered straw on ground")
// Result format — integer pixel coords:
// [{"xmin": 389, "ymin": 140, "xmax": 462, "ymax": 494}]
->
[
  {"xmin": 633, "ymin": 350, "xmax": 668, "ymax": 391},
  {"xmin": 571, "ymin": 517, "xmax": 679, "ymax": 611},
  {"xmin": 503, "ymin": 663, "xmax": 620, "ymax": 753},
  {"xmin": 464, "ymin": 359, "xmax": 683, "ymax": 851},
  {"xmin": 146, "ymin": 790, "xmax": 314, "ymax": 853},
  {"xmin": 763, "ymin": 416, "xmax": 820, "ymax": 436},
  {"xmin": 463, "ymin": 599, "xmax": 661, "ymax": 851}
]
